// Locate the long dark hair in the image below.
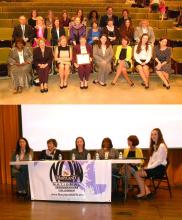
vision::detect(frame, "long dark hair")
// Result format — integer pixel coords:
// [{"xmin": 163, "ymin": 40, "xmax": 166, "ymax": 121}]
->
[
  {"xmin": 101, "ymin": 137, "xmax": 113, "ymax": 149},
  {"xmin": 136, "ymin": 33, "xmax": 149, "ymax": 54},
  {"xmin": 75, "ymin": 137, "xmax": 85, "ymax": 150},
  {"xmin": 76, "ymin": 9, "xmax": 84, "ymax": 22},
  {"xmin": 98, "ymin": 34, "xmax": 110, "ymax": 48},
  {"xmin": 88, "ymin": 10, "xmax": 99, "ymax": 20},
  {"xmin": 15, "ymin": 137, "xmax": 31, "ymax": 155},
  {"xmin": 158, "ymin": 36, "xmax": 169, "ymax": 48},
  {"xmin": 149, "ymin": 128, "xmax": 167, "ymax": 156}
]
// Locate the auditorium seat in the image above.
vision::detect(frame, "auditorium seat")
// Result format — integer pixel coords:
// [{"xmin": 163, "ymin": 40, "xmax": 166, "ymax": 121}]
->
[
  {"xmin": 0, "ymin": 19, "xmax": 12, "ymax": 28},
  {"xmin": 171, "ymin": 47, "xmax": 182, "ymax": 74},
  {"xmin": 0, "ymin": 47, "xmax": 10, "ymax": 77},
  {"xmin": 147, "ymin": 13, "xmax": 160, "ymax": 20},
  {"xmin": 158, "ymin": 20, "xmax": 174, "ymax": 29},
  {"xmin": 153, "ymin": 29, "xmax": 167, "ymax": 41},
  {"xmin": 167, "ymin": 29, "xmax": 182, "ymax": 42}
]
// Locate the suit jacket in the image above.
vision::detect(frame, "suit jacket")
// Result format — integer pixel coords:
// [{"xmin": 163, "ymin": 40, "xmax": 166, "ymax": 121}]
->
[
  {"xmin": 134, "ymin": 26, "xmax": 155, "ymax": 44},
  {"xmin": 12, "ymin": 24, "xmax": 34, "ymax": 43},
  {"xmin": 102, "ymin": 26, "xmax": 120, "ymax": 44},
  {"xmin": 72, "ymin": 43, "xmax": 93, "ymax": 64},
  {"xmin": 8, "ymin": 46, "xmax": 33, "ymax": 65},
  {"xmin": 40, "ymin": 149, "xmax": 62, "ymax": 160},
  {"xmin": 51, "ymin": 27, "xmax": 66, "ymax": 46},
  {"xmin": 100, "ymin": 15, "xmax": 119, "ymax": 27},
  {"xmin": 33, "ymin": 46, "xmax": 53, "ymax": 68},
  {"xmin": 98, "ymin": 148, "xmax": 119, "ymax": 160},
  {"xmin": 93, "ymin": 44, "xmax": 113, "ymax": 64}
]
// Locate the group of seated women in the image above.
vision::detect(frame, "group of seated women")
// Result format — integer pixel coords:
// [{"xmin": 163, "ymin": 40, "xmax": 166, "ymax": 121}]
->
[
  {"xmin": 8, "ymin": 33, "xmax": 172, "ymax": 93},
  {"xmin": 12, "ymin": 128, "xmax": 168, "ymax": 200}
]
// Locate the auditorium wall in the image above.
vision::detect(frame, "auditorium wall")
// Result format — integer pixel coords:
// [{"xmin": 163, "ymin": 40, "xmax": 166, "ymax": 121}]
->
[{"xmin": 0, "ymin": 105, "xmax": 182, "ymax": 186}]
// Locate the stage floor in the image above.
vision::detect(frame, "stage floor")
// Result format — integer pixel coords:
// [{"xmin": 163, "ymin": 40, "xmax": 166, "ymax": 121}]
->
[
  {"xmin": 0, "ymin": 73, "xmax": 182, "ymax": 104},
  {"xmin": 0, "ymin": 185, "xmax": 182, "ymax": 220}
]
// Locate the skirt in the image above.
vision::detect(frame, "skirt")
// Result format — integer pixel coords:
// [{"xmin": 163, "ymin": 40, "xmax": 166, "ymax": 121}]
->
[
  {"xmin": 9, "ymin": 64, "xmax": 32, "ymax": 89},
  {"xmin": 145, "ymin": 165, "xmax": 166, "ymax": 179}
]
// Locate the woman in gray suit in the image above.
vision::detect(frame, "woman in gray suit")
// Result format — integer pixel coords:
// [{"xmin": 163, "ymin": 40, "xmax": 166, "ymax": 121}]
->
[
  {"xmin": 93, "ymin": 34, "xmax": 113, "ymax": 86},
  {"xmin": 8, "ymin": 38, "xmax": 33, "ymax": 94}
]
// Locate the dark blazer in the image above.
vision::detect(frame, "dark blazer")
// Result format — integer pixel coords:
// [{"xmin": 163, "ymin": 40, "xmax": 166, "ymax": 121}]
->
[
  {"xmin": 40, "ymin": 149, "xmax": 62, "ymax": 160},
  {"xmin": 12, "ymin": 24, "xmax": 34, "ymax": 43},
  {"xmin": 33, "ymin": 46, "xmax": 53, "ymax": 68},
  {"xmin": 51, "ymin": 27, "xmax": 66, "ymax": 46},
  {"xmin": 100, "ymin": 15, "xmax": 119, "ymax": 27},
  {"xmin": 72, "ymin": 43, "xmax": 93, "ymax": 64}
]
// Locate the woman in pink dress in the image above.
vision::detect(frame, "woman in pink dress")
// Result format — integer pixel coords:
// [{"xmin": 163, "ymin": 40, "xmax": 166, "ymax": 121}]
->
[
  {"xmin": 33, "ymin": 16, "xmax": 50, "ymax": 47},
  {"xmin": 159, "ymin": 0, "xmax": 166, "ymax": 20}
]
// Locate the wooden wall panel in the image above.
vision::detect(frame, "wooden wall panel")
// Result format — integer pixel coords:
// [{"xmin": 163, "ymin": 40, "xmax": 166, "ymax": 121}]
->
[
  {"xmin": 0, "ymin": 105, "xmax": 20, "ymax": 184},
  {"xmin": 0, "ymin": 105, "xmax": 182, "ymax": 186}
]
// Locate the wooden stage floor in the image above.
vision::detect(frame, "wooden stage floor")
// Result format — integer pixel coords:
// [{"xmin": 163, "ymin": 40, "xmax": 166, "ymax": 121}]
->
[
  {"xmin": 0, "ymin": 185, "xmax": 182, "ymax": 220},
  {"xmin": 1, "ymin": 73, "xmax": 182, "ymax": 104}
]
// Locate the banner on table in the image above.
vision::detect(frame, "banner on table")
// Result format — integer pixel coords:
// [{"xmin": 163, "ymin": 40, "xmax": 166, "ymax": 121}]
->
[{"xmin": 28, "ymin": 160, "xmax": 112, "ymax": 202}]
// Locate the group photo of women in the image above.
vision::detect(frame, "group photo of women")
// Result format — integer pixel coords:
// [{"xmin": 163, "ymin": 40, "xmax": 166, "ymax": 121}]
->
[
  {"xmin": 8, "ymin": 5, "xmax": 175, "ymax": 94},
  {"xmin": 12, "ymin": 128, "xmax": 168, "ymax": 201}
]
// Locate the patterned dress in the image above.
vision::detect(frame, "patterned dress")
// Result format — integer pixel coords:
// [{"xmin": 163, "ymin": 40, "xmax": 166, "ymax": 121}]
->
[{"xmin": 154, "ymin": 46, "xmax": 172, "ymax": 74}]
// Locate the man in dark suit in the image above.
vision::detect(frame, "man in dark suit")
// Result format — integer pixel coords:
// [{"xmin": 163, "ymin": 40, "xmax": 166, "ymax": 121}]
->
[
  {"xmin": 100, "ymin": 6, "xmax": 119, "ymax": 28},
  {"xmin": 12, "ymin": 15, "xmax": 34, "ymax": 44}
]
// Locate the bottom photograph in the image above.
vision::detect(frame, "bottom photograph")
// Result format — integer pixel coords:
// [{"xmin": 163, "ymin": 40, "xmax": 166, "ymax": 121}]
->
[{"xmin": 0, "ymin": 104, "xmax": 182, "ymax": 220}]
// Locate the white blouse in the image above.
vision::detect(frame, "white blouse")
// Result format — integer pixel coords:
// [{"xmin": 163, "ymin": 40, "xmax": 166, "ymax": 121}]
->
[
  {"xmin": 80, "ymin": 46, "xmax": 87, "ymax": 54},
  {"xmin": 134, "ymin": 44, "xmax": 152, "ymax": 64},
  {"xmin": 18, "ymin": 51, "xmax": 25, "ymax": 64},
  {"xmin": 147, "ymin": 143, "xmax": 167, "ymax": 169}
]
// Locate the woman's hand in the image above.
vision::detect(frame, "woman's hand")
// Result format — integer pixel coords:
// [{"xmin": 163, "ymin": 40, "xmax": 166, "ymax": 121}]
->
[
  {"xmin": 74, "ymin": 63, "xmax": 79, "ymax": 68},
  {"xmin": 73, "ymin": 41, "xmax": 76, "ymax": 46}
]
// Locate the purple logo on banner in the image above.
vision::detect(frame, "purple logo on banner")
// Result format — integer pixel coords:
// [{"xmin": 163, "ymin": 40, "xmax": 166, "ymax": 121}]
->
[{"xmin": 49, "ymin": 161, "xmax": 106, "ymax": 195}]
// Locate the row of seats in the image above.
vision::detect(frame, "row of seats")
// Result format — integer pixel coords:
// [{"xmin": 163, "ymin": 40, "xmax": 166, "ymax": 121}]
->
[{"xmin": 0, "ymin": 12, "xmax": 161, "ymax": 20}]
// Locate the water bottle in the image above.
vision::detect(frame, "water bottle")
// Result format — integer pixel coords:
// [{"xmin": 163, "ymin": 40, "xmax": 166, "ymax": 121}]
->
[
  {"xmin": 95, "ymin": 152, "xmax": 100, "ymax": 160},
  {"xmin": 72, "ymin": 153, "xmax": 76, "ymax": 160},
  {"xmin": 87, "ymin": 153, "xmax": 91, "ymax": 160},
  {"xmin": 104, "ymin": 152, "xmax": 109, "ymax": 160},
  {"xmin": 16, "ymin": 154, "xmax": 20, "ymax": 161},
  {"xmin": 29, "ymin": 154, "xmax": 32, "ymax": 161},
  {"xmin": 119, "ymin": 151, "xmax": 123, "ymax": 159},
  {"xmin": 58, "ymin": 154, "xmax": 62, "ymax": 161}
]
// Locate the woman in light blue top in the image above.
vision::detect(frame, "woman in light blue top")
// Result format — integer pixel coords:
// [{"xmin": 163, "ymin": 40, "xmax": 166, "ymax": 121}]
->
[{"xmin": 87, "ymin": 22, "xmax": 101, "ymax": 45}]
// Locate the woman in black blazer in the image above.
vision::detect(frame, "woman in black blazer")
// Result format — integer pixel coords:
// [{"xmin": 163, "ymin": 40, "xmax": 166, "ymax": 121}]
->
[
  {"xmin": 33, "ymin": 38, "xmax": 53, "ymax": 93},
  {"xmin": 40, "ymin": 139, "xmax": 62, "ymax": 160},
  {"xmin": 51, "ymin": 17, "xmax": 65, "ymax": 46}
]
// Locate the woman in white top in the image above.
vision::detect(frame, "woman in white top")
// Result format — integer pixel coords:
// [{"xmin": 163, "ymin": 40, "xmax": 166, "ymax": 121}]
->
[
  {"xmin": 135, "ymin": 128, "xmax": 168, "ymax": 199},
  {"xmin": 134, "ymin": 34, "xmax": 152, "ymax": 89},
  {"xmin": 54, "ymin": 36, "xmax": 72, "ymax": 89},
  {"xmin": 93, "ymin": 34, "xmax": 113, "ymax": 86}
]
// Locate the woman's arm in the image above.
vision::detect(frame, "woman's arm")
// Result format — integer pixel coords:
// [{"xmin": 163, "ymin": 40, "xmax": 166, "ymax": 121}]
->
[
  {"xmin": 145, "ymin": 45, "xmax": 152, "ymax": 64},
  {"xmin": 134, "ymin": 45, "xmax": 142, "ymax": 64},
  {"xmin": 147, "ymin": 144, "xmax": 167, "ymax": 169}
]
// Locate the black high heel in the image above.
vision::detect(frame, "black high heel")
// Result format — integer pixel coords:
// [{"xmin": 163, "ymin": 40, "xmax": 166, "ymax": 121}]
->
[
  {"xmin": 44, "ymin": 88, "xmax": 48, "ymax": 93},
  {"xmin": 40, "ymin": 89, "xmax": 44, "ymax": 93}
]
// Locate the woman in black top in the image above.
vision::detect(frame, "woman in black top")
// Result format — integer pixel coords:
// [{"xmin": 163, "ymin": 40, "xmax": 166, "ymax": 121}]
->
[
  {"xmin": 51, "ymin": 17, "xmax": 65, "ymax": 46},
  {"xmin": 118, "ymin": 9, "xmax": 131, "ymax": 27},
  {"xmin": 102, "ymin": 18, "xmax": 120, "ymax": 45},
  {"xmin": 28, "ymin": 9, "xmax": 38, "ymax": 29},
  {"xmin": 40, "ymin": 139, "xmax": 62, "ymax": 160},
  {"xmin": 60, "ymin": 10, "xmax": 71, "ymax": 27},
  {"xmin": 71, "ymin": 137, "xmax": 89, "ymax": 160}
]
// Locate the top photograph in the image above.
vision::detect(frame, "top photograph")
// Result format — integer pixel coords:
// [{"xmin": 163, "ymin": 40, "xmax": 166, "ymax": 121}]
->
[{"xmin": 0, "ymin": 0, "xmax": 182, "ymax": 104}]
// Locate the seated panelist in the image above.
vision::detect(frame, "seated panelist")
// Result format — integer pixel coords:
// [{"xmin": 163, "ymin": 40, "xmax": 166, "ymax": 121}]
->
[{"xmin": 40, "ymin": 139, "xmax": 62, "ymax": 160}]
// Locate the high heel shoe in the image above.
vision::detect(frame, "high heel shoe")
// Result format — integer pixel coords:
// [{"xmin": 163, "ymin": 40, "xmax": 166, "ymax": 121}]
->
[
  {"xmin": 166, "ymin": 85, "xmax": 170, "ymax": 90},
  {"xmin": 111, "ymin": 82, "xmax": 115, "ymax": 86},
  {"xmin": 40, "ymin": 89, "xmax": 44, "ymax": 93},
  {"xmin": 44, "ymin": 88, "xmax": 48, "ymax": 93},
  {"xmin": 130, "ymin": 82, "xmax": 135, "ymax": 87}
]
